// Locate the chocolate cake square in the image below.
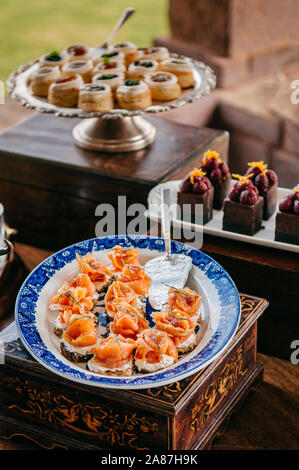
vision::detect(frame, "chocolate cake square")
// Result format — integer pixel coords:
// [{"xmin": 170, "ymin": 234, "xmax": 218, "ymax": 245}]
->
[
  {"xmin": 177, "ymin": 187, "xmax": 214, "ymax": 225},
  {"xmin": 223, "ymin": 196, "xmax": 264, "ymax": 236},
  {"xmin": 275, "ymin": 212, "xmax": 299, "ymax": 245}
]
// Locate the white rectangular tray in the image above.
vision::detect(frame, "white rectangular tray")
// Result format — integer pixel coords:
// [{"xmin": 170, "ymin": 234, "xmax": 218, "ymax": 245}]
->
[{"xmin": 145, "ymin": 180, "xmax": 299, "ymax": 254}]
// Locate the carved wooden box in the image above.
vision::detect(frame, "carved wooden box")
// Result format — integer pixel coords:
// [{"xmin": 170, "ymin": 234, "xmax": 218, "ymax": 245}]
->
[{"xmin": 0, "ymin": 294, "xmax": 267, "ymax": 450}]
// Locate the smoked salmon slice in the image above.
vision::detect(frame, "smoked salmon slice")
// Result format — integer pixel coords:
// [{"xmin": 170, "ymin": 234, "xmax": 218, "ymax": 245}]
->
[
  {"xmin": 111, "ymin": 302, "xmax": 149, "ymax": 339},
  {"xmin": 107, "ymin": 245, "xmax": 140, "ymax": 272},
  {"xmin": 135, "ymin": 328, "xmax": 178, "ymax": 364},
  {"xmin": 168, "ymin": 287, "xmax": 201, "ymax": 319},
  {"xmin": 90, "ymin": 335, "xmax": 136, "ymax": 370},
  {"xmin": 117, "ymin": 264, "xmax": 151, "ymax": 296},
  {"xmin": 49, "ymin": 285, "xmax": 94, "ymax": 315},
  {"xmin": 76, "ymin": 253, "xmax": 113, "ymax": 291},
  {"xmin": 105, "ymin": 281, "xmax": 138, "ymax": 318},
  {"xmin": 152, "ymin": 309, "xmax": 196, "ymax": 347},
  {"xmin": 62, "ymin": 317, "xmax": 98, "ymax": 348}
]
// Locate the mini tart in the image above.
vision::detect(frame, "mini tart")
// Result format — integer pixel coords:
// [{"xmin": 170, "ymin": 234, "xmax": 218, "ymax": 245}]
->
[
  {"xmin": 92, "ymin": 72, "xmax": 125, "ymax": 93},
  {"xmin": 145, "ymin": 71, "xmax": 181, "ymax": 101},
  {"xmin": 31, "ymin": 65, "xmax": 61, "ymax": 97},
  {"xmin": 93, "ymin": 50, "xmax": 125, "ymax": 66},
  {"xmin": 78, "ymin": 83, "xmax": 113, "ymax": 112},
  {"xmin": 161, "ymin": 58, "xmax": 195, "ymax": 88},
  {"xmin": 127, "ymin": 59, "xmax": 159, "ymax": 80},
  {"xmin": 62, "ymin": 59, "xmax": 93, "ymax": 83},
  {"xmin": 110, "ymin": 42, "xmax": 139, "ymax": 66},
  {"xmin": 116, "ymin": 79, "xmax": 152, "ymax": 110},
  {"xmin": 64, "ymin": 44, "xmax": 92, "ymax": 62},
  {"xmin": 48, "ymin": 74, "xmax": 84, "ymax": 107},
  {"xmin": 39, "ymin": 51, "xmax": 66, "ymax": 69},
  {"xmin": 138, "ymin": 47, "xmax": 169, "ymax": 62},
  {"xmin": 93, "ymin": 60, "xmax": 126, "ymax": 76}
]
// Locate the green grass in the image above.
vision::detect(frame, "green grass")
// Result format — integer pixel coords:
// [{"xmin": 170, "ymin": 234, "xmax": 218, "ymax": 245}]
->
[{"xmin": 0, "ymin": 0, "xmax": 169, "ymax": 82}]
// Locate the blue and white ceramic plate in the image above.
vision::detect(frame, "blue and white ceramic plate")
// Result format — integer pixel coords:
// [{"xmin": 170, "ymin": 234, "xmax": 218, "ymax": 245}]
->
[{"xmin": 15, "ymin": 235, "xmax": 240, "ymax": 390}]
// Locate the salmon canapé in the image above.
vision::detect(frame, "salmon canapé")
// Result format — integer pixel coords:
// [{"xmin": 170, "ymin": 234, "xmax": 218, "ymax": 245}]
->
[
  {"xmin": 168, "ymin": 287, "xmax": 201, "ymax": 320},
  {"xmin": 61, "ymin": 316, "xmax": 98, "ymax": 362},
  {"xmin": 117, "ymin": 264, "xmax": 151, "ymax": 296},
  {"xmin": 76, "ymin": 253, "xmax": 113, "ymax": 291},
  {"xmin": 135, "ymin": 329, "xmax": 178, "ymax": 372},
  {"xmin": 105, "ymin": 281, "xmax": 138, "ymax": 318},
  {"xmin": 62, "ymin": 317, "xmax": 98, "ymax": 348},
  {"xmin": 54, "ymin": 308, "xmax": 97, "ymax": 336},
  {"xmin": 49, "ymin": 283, "xmax": 94, "ymax": 315},
  {"xmin": 111, "ymin": 302, "xmax": 149, "ymax": 339},
  {"xmin": 152, "ymin": 309, "xmax": 198, "ymax": 352},
  {"xmin": 107, "ymin": 245, "xmax": 140, "ymax": 272},
  {"xmin": 88, "ymin": 335, "xmax": 136, "ymax": 375}
]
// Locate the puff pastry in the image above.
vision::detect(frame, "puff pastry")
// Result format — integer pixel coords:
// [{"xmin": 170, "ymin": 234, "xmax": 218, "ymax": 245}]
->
[
  {"xmin": 92, "ymin": 72, "xmax": 125, "ymax": 93},
  {"xmin": 64, "ymin": 44, "xmax": 92, "ymax": 62},
  {"xmin": 127, "ymin": 59, "xmax": 159, "ymax": 80},
  {"xmin": 161, "ymin": 58, "xmax": 195, "ymax": 88},
  {"xmin": 138, "ymin": 47, "xmax": 169, "ymax": 62},
  {"xmin": 39, "ymin": 51, "xmax": 66, "ymax": 69},
  {"xmin": 93, "ymin": 50, "xmax": 125, "ymax": 66},
  {"xmin": 145, "ymin": 72, "xmax": 181, "ymax": 101},
  {"xmin": 78, "ymin": 83, "xmax": 113, "ymax": 112},
  {"xmin": 110, "ymin": 42, "xmax": 139, "ymax": 66},
  {"xmin": 48, "ymin": 74, "xmax": 84, "ymax": 107},
  {"xmin": 93, "ymin": 59, "xmax": 126, "ymax": 76},
  {"xmin": 31, "ymin": 65, "xmax": 61, "ymax": 97},
  {"xmin": 116, "ymin": 79, "xmax": 152, "ymax": 110},
  {"xmin": 62, "ymin": 59, "xmax": 93, "ymax": 83}
]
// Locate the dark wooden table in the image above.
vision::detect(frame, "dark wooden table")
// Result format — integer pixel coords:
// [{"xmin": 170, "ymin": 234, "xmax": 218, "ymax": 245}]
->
[{"xmin": 0, "ymin": 243, "xmax": 298, "ymax": 450}]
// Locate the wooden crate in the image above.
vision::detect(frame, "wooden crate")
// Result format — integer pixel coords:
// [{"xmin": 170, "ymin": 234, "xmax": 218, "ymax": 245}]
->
[{"xmin": 0, "ymin": 294, "xmax": 267, "ymax": 450}]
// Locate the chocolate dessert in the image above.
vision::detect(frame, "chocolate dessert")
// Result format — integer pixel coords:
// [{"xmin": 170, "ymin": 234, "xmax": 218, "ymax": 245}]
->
[
  {"xmin": 223, "ymin": 174, "xmax": 264, "ymax": 236},
  {"xmin": 200, "ymin": 150, "xmax": 231, "ymax": 210},
  {"xmin": 177, "ymin": 169, "xmax": 214, "ymax": 224},
  {"xmin": 275, "ymin": 187, "xmax": 299, "ymax": 245},
  {"xmin": 245, "ymin": 161, "xmax": 278, "ymax": 220}
]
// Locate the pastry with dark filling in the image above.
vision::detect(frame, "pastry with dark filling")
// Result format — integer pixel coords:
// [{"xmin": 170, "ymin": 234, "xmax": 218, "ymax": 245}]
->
[
  {"xmin": 275, "ymin": 187, "xmax": 299, "ymax": 245},
  {"xmin": 31, "ymin": 65, "xmax": 61, "ymax": 97},
  {"xmin": 127, "ymin": 59, "xmax": 159, "ymax": 80},
  {"xmin": 161, "ymin": 57, "xmax": 194, "ymax": 88},
  {"xmin": 177, "ymin": 169, "xmax": 214, "ymax": 224},
  {"xmin": 92, "ymin": 72, "xmax": 125, "ymax": 94},
  {"xmin": 223, "ymin": 174, "xmax": 264, "ymax": 236},
  {"xmin": 78, "ymin": 83, "xmax": 113, "ymax": 112},
  {"xmin": 39, "ymin": 51, "xmax": 66, "ymax": 69},
  {"xmin": 245, "ymin": 161, "xmax": 278, "ymax": 220},
  {"xmin": 62, "ymin": 59, "xmax": 93, "ymax": 83},
  {"xmin": 200, "ymin": 150, "xmax": 231, "ymax": 210}
]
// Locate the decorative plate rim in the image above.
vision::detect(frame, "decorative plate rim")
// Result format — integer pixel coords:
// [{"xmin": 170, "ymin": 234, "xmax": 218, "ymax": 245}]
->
[
  {"xmin": 15, "ymin": 235, "xmax": 240, "ymax": 389},
  {"xmin": 6, "ymin": 53, "xmax": 216, "ymax": 119}
]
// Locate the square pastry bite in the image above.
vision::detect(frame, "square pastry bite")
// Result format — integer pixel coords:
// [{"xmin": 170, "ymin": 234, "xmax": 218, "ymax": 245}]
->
[
  {"xmin": 245, "ymin": 161, "xmax": 278, "ymax": 220},
  {"xmin": 200, "ymin": 149, "xmax": 231, "ymax": 210},
  {"xmin": 275, "ymin": 187, "xmax": 299, "ymax": 245},
  {"xmin": 178, "ymin": 169, "xmax": 214, "ymax": 224},
  {"xmin": 223, "ymin": 174, "xmax": 264, "ymax": 236}
]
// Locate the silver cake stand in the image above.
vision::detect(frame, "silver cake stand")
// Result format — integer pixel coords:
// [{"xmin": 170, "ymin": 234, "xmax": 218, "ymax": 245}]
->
[{"xmin": 7, "ymin": 52, "xmax": 216, "ymax": 153}]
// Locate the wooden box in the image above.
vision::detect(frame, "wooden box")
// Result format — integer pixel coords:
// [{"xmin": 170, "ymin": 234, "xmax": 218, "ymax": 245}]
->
[
  {"xmin": 0, "ymin": 294, "xmax": 267, "ymax": 450},
  {"xmin": 0, "ymin": 114, "xmax": 228, "ymax": 251}
]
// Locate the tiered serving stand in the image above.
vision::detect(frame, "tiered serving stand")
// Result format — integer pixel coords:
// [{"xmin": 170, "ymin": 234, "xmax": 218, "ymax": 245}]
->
[{"xmin": 7, "ymin": 49, "xmax": 216, "ymax": 152}]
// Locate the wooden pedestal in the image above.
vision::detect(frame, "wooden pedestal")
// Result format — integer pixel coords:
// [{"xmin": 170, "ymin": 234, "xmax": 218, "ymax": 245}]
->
[
  {"xmin": 0, "ymin": 114, "xmax": 228, "ymax": 251},
  {"xmin": 0, "ymin": 294, "xmax": 267, "ymax": 450}
]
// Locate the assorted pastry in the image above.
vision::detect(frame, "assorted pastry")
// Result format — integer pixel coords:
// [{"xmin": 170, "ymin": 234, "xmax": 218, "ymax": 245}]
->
[
  {"xmin": 177, "ymin": 154, "xmax": 298, "ymax": 245},
  {"xmin": 223, "ymin": 174, "xmax": 264, "ymax": 236},
  {"xmin": 30, "ymin": 43, "xmax": 196, "ymax": 111},
  {"xmin": 275, "ymin": 186, "xmax": 299, "ymax": 245},
  {"xmin": 245, "ymin": 161, "xmax": 278, "ymax": 220},
  {"xmin": 49, "ymin": 245, "xmax": 202, "ymax": 375},
  {"xmin": 178, "ymin": 168, "xmax": 214, "ymax": 224}
]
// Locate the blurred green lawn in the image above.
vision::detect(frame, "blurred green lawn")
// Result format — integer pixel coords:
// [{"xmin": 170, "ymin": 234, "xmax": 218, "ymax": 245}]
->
[{"xmin": 0, "ymin": 0, "xmax": 168, "ymax": 82}]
